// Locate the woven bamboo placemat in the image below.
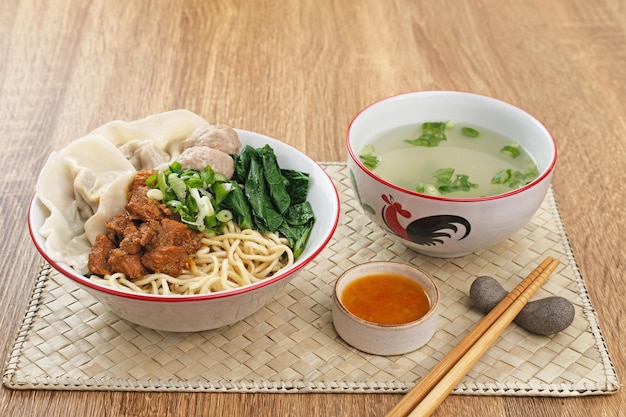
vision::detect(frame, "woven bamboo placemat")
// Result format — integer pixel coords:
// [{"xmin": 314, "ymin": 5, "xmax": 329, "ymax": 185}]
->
[{"xmin": 3, "ymin": 163, "xmax": 620, "ymax": 395}]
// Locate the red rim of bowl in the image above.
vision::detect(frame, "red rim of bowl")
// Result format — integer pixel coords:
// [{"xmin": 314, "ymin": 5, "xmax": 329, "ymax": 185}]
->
[
  {"xmin": 28, "ymin": 158, "xmax": 340, "ymax": 303},
  {"xmin": 346, "ymin": 90, "xmax": 557, "ymax": 203}
]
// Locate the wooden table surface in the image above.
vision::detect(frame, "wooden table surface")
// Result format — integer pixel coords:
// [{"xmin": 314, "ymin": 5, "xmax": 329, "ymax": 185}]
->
[{"xmin": 1, "ymin": 0, "xmax": 624, "ymax": 415}]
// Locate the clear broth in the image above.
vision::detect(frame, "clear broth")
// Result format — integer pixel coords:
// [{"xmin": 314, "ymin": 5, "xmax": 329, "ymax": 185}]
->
[{"xmin": 365, "ymin": 123, "xmax": 538, "ymax": 198}]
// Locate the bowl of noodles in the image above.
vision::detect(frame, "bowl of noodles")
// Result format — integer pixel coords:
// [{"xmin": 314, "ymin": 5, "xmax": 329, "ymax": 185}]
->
[{"xmin": 28, "ymin": 110, "xmax": 340, "ymax": 332}]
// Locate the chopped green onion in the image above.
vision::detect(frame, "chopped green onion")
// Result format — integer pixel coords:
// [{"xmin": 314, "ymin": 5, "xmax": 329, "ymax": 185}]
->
[
  {"xmin": 146, "ymin": 162, "xmax": 238, "ymax": 232},
  {"xmin": 416, "ymin": 182, "xmax": 441, "ymax": 196},
  {"xmin": 362, "ymin": 144, "xmax": 375, "ymax": 155},
  {"xmin": 524, "ymin": 163, "xmax": 539, "ymax": 178},
  {"xmin": 492, "ymin": 168, "xmax": 512, "ymax": 184},
  {"xmin": 183, "ymin": 188, "xmax": 214, "ymax": 231},
  {"xmin": 168, "ymin": 161, "xmax": 183, "ymax": 172},
  {"xmin": 359, "ymin": 145, "xmax": 380, "ymax": 169},
  {"xmin": 146, "ymin": 188, "xmax": 163, "ymax": 201},
  {"xmin": 492, "ymin": 164, "xmax": 538, "ymax": 188},
  {"xmin": 461, "ymin": 127, "xmax": 480, "ymax": 137},
  {"xmin": 216, "ymin": 209, "xmax": 233, "ymax": 222},
  {"xmin": 156, "ymin": 171, "xmax": 168, "ymax": 195},
  {"xmin": 433, "ymin": 168, "xmax": 455, "ymax": 182},
  {"xmin": 500, "ymin": 144, "xmax": 521, "ymax": 158},
  {"xmin": 426, "ymin": 168, "xmax": 478, "ymax": 194},
  {"xmin": 168, "ymin": 173, "xmax": 187, "ymax": 201},
  {"xmin": 212, "ymin": 181, "xmax": 234, "ymax": 204},
  {"xmin": 214, "ymin": 173, "xmax": 228, "ymax": 183},
  {"xmin": 200, "ymin": 165, "xmax": 215, "ymax": 187},
  {"xmin": 406, "ymin": 121, "xmax": 449, "ymax": 147},
  {"xmin": 183, "ymin": 175, "xmax": 204, "ymax": 189},
  {"xmin": 360, "ymin": 154, "xmax": 379, "ymax": 169},
  {"xmin": 166, "ymin": 199, "xmax": 184, "ymax": 212}
]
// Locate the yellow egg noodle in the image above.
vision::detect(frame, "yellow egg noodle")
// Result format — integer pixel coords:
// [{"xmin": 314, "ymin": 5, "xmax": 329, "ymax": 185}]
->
[{"xmin": 90, "ymin": 221, "xmax": 295, "ymax": 295}]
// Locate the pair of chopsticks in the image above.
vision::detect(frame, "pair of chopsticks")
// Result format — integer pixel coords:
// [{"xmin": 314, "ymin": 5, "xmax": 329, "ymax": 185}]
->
[{"xmin": 385, "ymin": 257, "xmax": 560, "ymax": 417}]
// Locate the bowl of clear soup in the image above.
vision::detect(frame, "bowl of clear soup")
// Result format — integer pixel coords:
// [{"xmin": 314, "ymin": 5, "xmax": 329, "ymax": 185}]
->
[{"xmin": 346, "ymin": 91, "xmax": 557, "ymax": 258}]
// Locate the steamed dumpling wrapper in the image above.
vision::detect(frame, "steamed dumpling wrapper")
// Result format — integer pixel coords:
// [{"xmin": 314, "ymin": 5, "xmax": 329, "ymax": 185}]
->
[
  {"xmin": 36, "ymin": 110, "xmax": 208, "ymax": 274},
  {"xmin": 37, "ymin": 137, "xmax": 136, "ymax": 273}
]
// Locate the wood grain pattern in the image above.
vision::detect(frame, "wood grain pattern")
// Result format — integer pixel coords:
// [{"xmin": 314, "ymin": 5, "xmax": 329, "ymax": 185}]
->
[{"xmin": 0, "ymin": 0, "xmax": 624, "ymax": 416}]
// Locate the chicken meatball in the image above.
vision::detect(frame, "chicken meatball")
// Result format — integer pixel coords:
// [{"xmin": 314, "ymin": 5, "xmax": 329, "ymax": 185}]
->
[
  {"xmin": 177, "ymin": 146, "xmax": 235, "ymax": 178},
  {"xmin": 183, "ymin": 124, "xmax": 242, "ymax": 155}
]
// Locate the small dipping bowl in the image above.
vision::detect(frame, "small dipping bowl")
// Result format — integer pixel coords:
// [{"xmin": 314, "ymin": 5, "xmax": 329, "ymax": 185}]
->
[{"xmin": 332, "ymin": 261, "xmax": 439, "ymax": 356}]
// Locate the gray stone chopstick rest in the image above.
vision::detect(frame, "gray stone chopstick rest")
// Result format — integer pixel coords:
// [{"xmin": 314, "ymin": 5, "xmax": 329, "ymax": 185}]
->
[{"xmin": 469, "ymin": 275, "xmax": 575, "ymax": 336}]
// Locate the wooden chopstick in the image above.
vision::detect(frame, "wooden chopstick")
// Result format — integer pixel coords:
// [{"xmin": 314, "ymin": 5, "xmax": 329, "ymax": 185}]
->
[
  {"xmin": 406, "ymin": 257, "xmax": 560, "ymax": 416},
  {"xmin": 384, "ymin": 257, "xmax": 559, "ymax": 417}
]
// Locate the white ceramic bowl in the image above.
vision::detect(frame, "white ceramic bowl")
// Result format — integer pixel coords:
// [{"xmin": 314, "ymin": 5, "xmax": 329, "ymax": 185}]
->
[
  {"xmin": 332, "ymin": 261, "xmax": 439, "ymax": 356},
  {"xmin": 29, "ymin": 129, "xmax": 340, "ymax": 332},
  {"xmin": 347, "ymin": 91, "xmax": 557, "ymax": 257}
]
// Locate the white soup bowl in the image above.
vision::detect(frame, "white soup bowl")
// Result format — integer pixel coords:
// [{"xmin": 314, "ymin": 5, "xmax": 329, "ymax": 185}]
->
[{"xmin": 346, "ymin": 91, "xmax": 556, "ymax": 257}]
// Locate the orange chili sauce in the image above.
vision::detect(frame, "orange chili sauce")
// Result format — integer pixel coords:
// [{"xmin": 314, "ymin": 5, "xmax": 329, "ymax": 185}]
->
[{"xmin": 341, "ymin": 273, "xmax": 430, "ymax": 325}]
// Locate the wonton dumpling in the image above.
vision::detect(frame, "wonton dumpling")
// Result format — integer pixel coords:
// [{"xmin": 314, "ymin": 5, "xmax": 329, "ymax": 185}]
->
[
  {"xmin": 88, "ymin": 110, "xmax": 208, "ymax": 158},
  {"xmin": 37, "ymin": 136, "xmax": 136, "ymax": 273},
  {"xmin": 36, "ymin": 110, "xmax": 210, "ymax": 274},
  {"xmin": 119, "ymin": 139, "xmax": 171, "ymax": 170}
]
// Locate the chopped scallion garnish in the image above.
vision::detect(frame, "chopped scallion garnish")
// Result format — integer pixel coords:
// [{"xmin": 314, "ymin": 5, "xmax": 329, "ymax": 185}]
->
[
  {"xmin": 416, "ymin": 182, "xmax": 441, "ymax": 196},
  {"xmin": 146, "ymin": 188, "xmax": 163, "ymax": 201},
  {"xmin": 216, "ymin": 209, "xmax": 233, "ymax": 222},
  {"xmin": 146, "ymin": 163, "xmax": 234, "ymax": 233},
  {"xmin": 461, "ymin": 127, "xmax": 480, "ymax": 137},
  {"xmin": 491, "ymin": 168, "xmax": 512, "ymax": 184},
  {"xmin": 433, "ymin": 168, "xmax": 455, "ymax": 183},
  {"xmin": 416, "ymin": 168, "xmax": 477, "ymax": 195},
  {"xmin": 491, "ymin": 163, "xmax": 539, "ymax": 188},
  {"xmin": 500, "ymin": 144, "xmax": 521, "ymax": 158},
  {"xmin": 405, "ymin": 121, "xmax": 450, "ymax": 147},
  {"xmin": 359, "ymin": 145, "xmax": 380, "ymax": 169},
  {"xmin": 168, "ymin": 173, "xmax": 187, "ymax": 201}
]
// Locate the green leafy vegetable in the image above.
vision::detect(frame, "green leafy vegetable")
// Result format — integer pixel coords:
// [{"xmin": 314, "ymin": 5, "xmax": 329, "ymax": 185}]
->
[
  {"xmin": 245, "ymin": 156, "xmax": 284, "ymax": 231},
  {"xmin": 233, "ymin": 145, "xmax": 256, "ymax": 183},
  {"xmin": 279, "ymin": 202, "xmax": 316, "ymax": 259},
  {"xmin": 281, "ymin": 169, "xmax": 310, "ymax": 204},
  {"xmin": 405, "ymin": 121, "xmax": 450, "ymax": 147},
  {"xmin": 232, "ymin": 145, "xmax": 316, "ymax": 258},
  {"xmin": 258, "ymin": 145, "xmax": 291, "ymax": 214},
  {"xmin": 221, "ymin": 181, "xmax": 254, "ymax": 229}
]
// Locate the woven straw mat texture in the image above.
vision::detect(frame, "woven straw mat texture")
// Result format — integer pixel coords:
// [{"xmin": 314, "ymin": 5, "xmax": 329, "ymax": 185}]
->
[{"xmin": 2, "ymin": 163, "xmax": 620, "ymax": 395}]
